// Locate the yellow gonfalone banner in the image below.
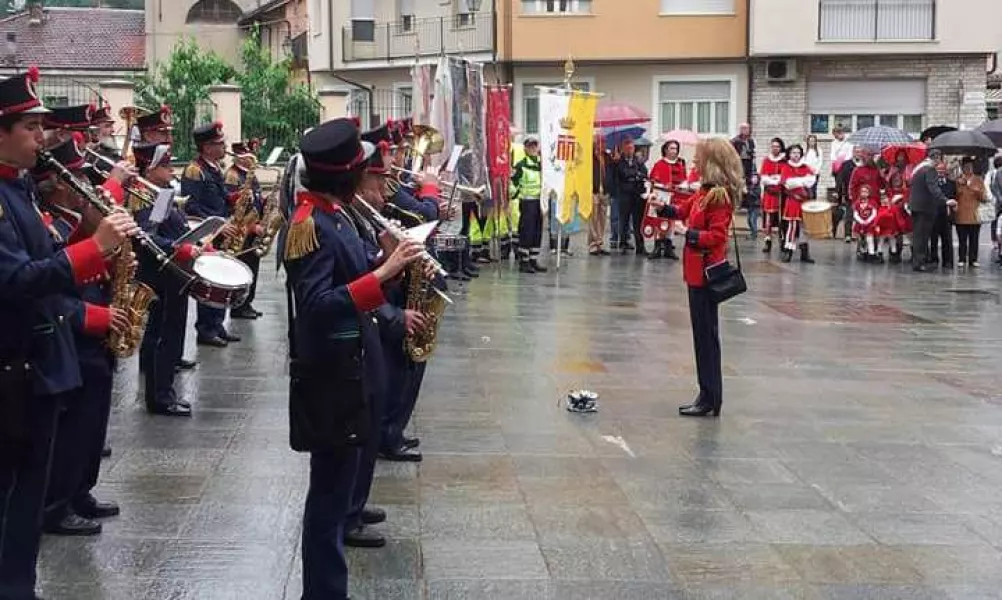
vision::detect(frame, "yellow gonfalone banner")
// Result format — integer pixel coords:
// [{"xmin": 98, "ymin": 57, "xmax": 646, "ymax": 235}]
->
[{"xmin": 539, "ymin": 88, "xmax": 599, "ymax": 225}]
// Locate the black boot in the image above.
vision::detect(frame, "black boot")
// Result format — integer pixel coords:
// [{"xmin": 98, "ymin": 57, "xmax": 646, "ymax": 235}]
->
[
  {"xmin": 461, "ymin": 249, "xmax": 480, "ymax": 278},
  {"xmin": 889, "ymin": 251, "xmax": 902, "ymax": 264},
  {"xmin": 780, "ymin": 248, "xmax": 793, "ymax": 263},
  {"xmin": 799, "ymin": 243, "xmax": 815, "ymax": 264},
  {"xmin": 518, "ymin": 260, "xmax": 536, "ymax": 273},
  {"xmin": 762, "ymin": 237, "xmax": 772, "ymax": 254},
  {"xmin": 664, "ymin": 240, "xmax": 679, "ymax": 260},
  {"xmin": 647, "ymin": 240, "xmax": 663, "ymax": 260}
]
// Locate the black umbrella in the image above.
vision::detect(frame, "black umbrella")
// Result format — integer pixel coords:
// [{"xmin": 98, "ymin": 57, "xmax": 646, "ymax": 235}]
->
[
  {"xmin": 975, "ymin": 119, "xmax": 1002, "ymax": 147},
  {"xmin": 920, "ymin": 125, "xmax": 956, "ymax": 142},
  {"xmin": 928, "ymin": 130, "xmax": 997, "ymax": 155}
]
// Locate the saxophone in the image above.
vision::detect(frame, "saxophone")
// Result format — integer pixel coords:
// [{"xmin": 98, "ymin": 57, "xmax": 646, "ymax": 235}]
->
[
  {"xmin": 222, "ymin": 177, "xmax": 259, "ymax": 255},
  {"xmin": 251, "ymin": 186, "xmax": 284, "ymax": 257},
  {"xmin": 106, "ymin": 237, "xmax": 157, "ymax": 358},
  {"xmin": 403, "ymin": 260, "xmax": 448, "ymax": 362}
]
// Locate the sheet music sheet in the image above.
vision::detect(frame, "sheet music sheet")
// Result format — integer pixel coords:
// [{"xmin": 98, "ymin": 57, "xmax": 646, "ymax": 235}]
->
[{"xmin": 150, "ymin": 188, "xmax": 174, "ymax": 224}]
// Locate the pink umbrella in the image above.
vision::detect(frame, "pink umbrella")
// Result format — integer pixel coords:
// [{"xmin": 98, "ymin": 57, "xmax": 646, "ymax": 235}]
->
[
  {"xmin": 594, "ymin": 101, "xmax": 650, "ymax": 128},
  {"xmin": 660, "ymin": 129, "xmax": 700, "ymax": 146}
]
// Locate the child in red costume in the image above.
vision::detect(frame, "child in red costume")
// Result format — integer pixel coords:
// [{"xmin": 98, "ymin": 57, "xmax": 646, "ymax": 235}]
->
[
  {"xmin": 853, "ymin": 185, "xmax": 880, "ymax": 262},
  {"xmin": 647, "ymin": 140, "xmax": 686, "ymax": 260},
  {"xmin": 759, "ymin": 137, "xmax": 786, "ymax": 254},
  {"xmin": 779, "ymin": 144, "xmax": 817, "ymax": 264}
]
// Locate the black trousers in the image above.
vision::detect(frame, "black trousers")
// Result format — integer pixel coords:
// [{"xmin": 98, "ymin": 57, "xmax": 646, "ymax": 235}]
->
[
  {"xmin": 381, "ymin": 359, "xmax": 426, "ymax": 454},
  {"xmin": 236, "ymin": 240, "xmax": 261, "ymax": 310},
  {"xmin": 618, "ymin": 194, "xmax": 645, "ymax": 251},
  {"xmin": 0, "ymin": 393, "xmax": 61, "ymax": 600},
  {"xmin": 142, "ymin": 279, "xmax": 189, "ymax": 409},
  {"xmin": 688, "ymin": 287, "xmax": 722, "ymax": 408},
  {"xmin": 911, "ymin": 211, "xmax": 936, "ymax": 268},
  {"xmin": 517, "ymin": 199, "xmax": 543, "ymax": 261},
  {"xmin": 302, "ymin": 448, "xmax": 361, "ymax": 600},
  {"xmin": 956, "ymin": 224, "xmax": 981, "ymax": 265},
  {"xmin": 930, "ymin": 213, "xmax": 954, "ymax": 266},
  {"xmin": 45, "ymin": 364, "xmax": 112, "ymax": 524}
]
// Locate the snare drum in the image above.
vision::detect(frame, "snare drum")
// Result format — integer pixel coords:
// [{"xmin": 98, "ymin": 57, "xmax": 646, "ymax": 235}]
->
[
  {"xmin": 189, "ymin": 254, "xmax": 253, "ymax": 309},
  {"xmin": 433, "ymin": 234, "xmax": 467, "ymax": 252},
  {"xmin": 801, "ymin": 200, "xmax": 834, "ymax": 240}
]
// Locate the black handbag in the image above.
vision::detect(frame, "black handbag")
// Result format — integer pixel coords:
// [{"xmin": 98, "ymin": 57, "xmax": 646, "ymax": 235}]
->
[{"xmin": 703, "ymin": 213, "xmax": 747, "ymax": 304}]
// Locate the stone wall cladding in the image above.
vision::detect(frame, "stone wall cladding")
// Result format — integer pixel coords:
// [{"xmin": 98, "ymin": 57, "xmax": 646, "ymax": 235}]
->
[{"xmin": 750, "ymin": 54, "xmax": 988, "ymax": 190}]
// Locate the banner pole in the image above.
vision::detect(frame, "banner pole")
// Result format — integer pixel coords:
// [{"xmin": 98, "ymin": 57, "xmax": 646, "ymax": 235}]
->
[{"xmin": 555, "ymin": 57, "xmax": 576, "ymax": 272}]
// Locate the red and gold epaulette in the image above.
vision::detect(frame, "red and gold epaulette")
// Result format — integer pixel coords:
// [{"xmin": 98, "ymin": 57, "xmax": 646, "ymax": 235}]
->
[{"xmin": 284, "ymin": 192, "xmax": 340, "ymax": 260}]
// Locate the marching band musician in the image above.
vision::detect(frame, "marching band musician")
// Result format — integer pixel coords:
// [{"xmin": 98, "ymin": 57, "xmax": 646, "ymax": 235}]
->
[
  {"xmin": 224, "ymin": 141, "xmax": 265, "ymax": 320},
  {"xmin": 0, "ymin": 67, "xmax": 138, "ymax": 599},
  {"xmin": 759, "ymin": 137, "xmax": 786, "ymax": 254},
  {"xmin": 136, "ymin": 105, "xmax": 173, "ymax": 145},
  {"xmin": 136, "ymin": 142, "xmax": 202, "ymax": 417},
  {"xmin": 779, "ymin": 144, "xmax": 817, "ymax": 264},
  {"xmin": 43, "ymin": 103, "xmax": 95, "ymax": 145},
  {"xmin": 647, "ymin": 140, "xmax": 685, "ymax": 260},
  {"xmin": 182, "ymin": 121, "xmax": 241, "ymax": 348},
  {"xmin": 32, "ymin": 135, "xmax": 124, "ymax": 536},
  {"xmin": 88, "ymin": 104, "xmax": 121, "ymax": 161},
  {"xmin": 281, "ymin": 118, "xmax": 423, "ymax": 600}
]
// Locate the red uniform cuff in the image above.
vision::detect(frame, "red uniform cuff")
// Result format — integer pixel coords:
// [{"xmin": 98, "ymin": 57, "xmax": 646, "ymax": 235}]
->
[
  {"xmin": 83, "ymin": 303, "xmax": 112, "ymax": 337},
  {"xmin": 100, "ymin": 178, "xmax": 125, "ymax": 206},
  {"xmin": 65, "ymin": 238, "xmax": 107, "ymax": 286},
  {"xmin": 417, "ymin": 183, "xmax": 440, "ymax": 200},
  {"xmin": 175, "ymin": 242, "xmax": 197, "ymax": 264},
  {"xmin": 347, "ymin": 272, "xmax": 386, "ymax": 313}
]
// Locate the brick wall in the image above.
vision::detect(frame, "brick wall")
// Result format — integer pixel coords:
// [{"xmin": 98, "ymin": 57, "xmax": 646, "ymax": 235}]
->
[{"xmin": 750, "ymin": 54, "xmax": 988, "ymax": 190}]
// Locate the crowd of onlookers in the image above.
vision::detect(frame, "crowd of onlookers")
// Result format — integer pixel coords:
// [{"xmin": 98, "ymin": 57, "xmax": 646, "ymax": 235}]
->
[{"xmin": 586, "ymin": 123, "xmax": 1001, "ymax": 271}]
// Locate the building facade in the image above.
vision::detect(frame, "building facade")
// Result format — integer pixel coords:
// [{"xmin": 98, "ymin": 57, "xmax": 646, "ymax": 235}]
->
[
  {"xmin": 750, "ymin": 0, "xmax": 1000, "ymax": 185},
  {"xmin": 145, "ymin": 0, "xmax": 262, "ymax": 66}
]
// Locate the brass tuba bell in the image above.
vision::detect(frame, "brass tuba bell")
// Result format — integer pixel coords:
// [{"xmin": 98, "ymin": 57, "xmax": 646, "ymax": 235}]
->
[{"xmin": 408, "ymin": 124, "xmax": 444, "ymax": 173}]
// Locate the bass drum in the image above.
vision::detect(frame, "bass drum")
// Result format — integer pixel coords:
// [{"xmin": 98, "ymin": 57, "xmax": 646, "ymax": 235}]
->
[
  {"xmin": 189, "ymin": 254, "xmax": 253, "ymax": 309},
  {"xmin": 801, "ymin": 200, "xmax": 834, "ymax": 240}
]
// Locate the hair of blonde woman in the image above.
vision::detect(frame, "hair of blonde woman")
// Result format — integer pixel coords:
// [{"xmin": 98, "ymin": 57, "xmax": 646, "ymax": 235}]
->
[{"xmin": 694, "ymin": 137, "xmax": 744, "ymax": 209}]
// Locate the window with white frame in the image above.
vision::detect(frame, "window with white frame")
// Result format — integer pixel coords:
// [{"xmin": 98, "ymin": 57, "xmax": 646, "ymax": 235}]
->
[
  {"xmin": 658, "ymin": 81, "xmax": 731, "ymax": 135},
  {"xmin": 807, "ymin": 79, "xmax": 924, "ymax": 136},
  {"xmin": 522, "ymin": 82, "xmax": 592, "ymax": 134},
  {"xmin": 521, "ymin": 0, "xmax": 592, "ymax": 15},
  {"xmin": 819, "ymin": 0, "xmax": 935, "ymax": 41},
  {"xmin": 454, "ymin": 0, "xmax": 476, "ymax": 27},
  {"xmin": 660, "ymin": 0, "xmax": 734, "ymax": 15}
]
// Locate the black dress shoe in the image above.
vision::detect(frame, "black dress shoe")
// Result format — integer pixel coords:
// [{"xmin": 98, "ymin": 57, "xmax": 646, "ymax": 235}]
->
[
  {"xmin": 230, "ymin": 307, "xmax": 259, "ymax": 320},
  {"xmin": 148, "ymin": 402, "xmax": 192, "ymax": 417},
  {"xmin": 402, "ymin": 436, "xmax": 420, "ymax": 449},
  {"xmin": 176, "ymin": 358, "xmax": 198, "ymax": 370},
  {"xmin": 252, "ymin": 307, "xmax": 264, "ymax": 317},
  {"xmin": 518, "ymin": 262, "xmax": 536, "ymax": 273},
  {"xmin": 912, "ymin": 265, "xmax": 928, "ymax": 273},
  {"xmin": 530, "ymin": 261, "xmax": 548, "ymax": 273},
  {"xmin": 101, "ymin": 446, "xmax": 112, "ymax": 458},
  {"xmin": 448, "ymin": 271, "xmax": 470, "ymax": 281},
  {"xmin": 221, "ymin": 331, "xmax": 242, "ymax": 342},
  {"xmin": 73, "ymin": 496, "xmax": 120, "ymax": 519},
  {"xmin": 44, "ymin": 513, "xmax": 102, "ymax": 536},
  {"xmin": 361, "ymin": 507, "xmax": 386, "ymax": 525},
  {"xmin": 679, "ymin": 403, "xmax": 721, "ymax": 418},
  {"xmin": 344, "ymin": 525, "xmax": 386, "ymax": 548},
  {"xmin": 197, "ymin": 336, "xmax": 228, "ymax": 348},
  {"xmin": 378, "ymin": 446, "xmax": 423, "ymax": 462}
]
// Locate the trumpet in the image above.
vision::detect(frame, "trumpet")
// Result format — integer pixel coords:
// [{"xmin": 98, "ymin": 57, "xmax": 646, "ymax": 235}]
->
[
  {"xmin": 389, "ymin": 166, "xmax": 487, "ymax": 200},
  {"xmin": 352, "ymin": 194, "xmax": 451, "ymax": 285}
]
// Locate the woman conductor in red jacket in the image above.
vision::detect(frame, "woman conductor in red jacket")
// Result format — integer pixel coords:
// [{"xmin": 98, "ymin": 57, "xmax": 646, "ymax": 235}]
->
[{"xmin": 661, "ymin": 137, "xmax": 744, "ymax": 417}]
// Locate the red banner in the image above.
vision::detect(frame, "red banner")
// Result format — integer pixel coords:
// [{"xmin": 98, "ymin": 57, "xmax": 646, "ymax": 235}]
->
[{"xmin": 486, "ymin": 86, "xmax": 511, "ymax": 183}]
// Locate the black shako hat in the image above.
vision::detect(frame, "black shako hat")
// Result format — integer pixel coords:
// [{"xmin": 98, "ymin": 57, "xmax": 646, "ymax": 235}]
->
[
  {"xmin": 33, "ymin": 133, "xmax": 86, "ymax": 179},
  {"xmin": 44, "ymin": 104, "xmax": 95, "ymax": 130},
  {"xmin": 300, "ymin": 118, "xmax": 373, "ymax": 177},
  {"xmin": 193, "ymin": 121, "xmax": 225, "ymax": 145},
  {"xmin": 132, "ymin": 142, "xmax": 173, "ymax": 174},
  {"xmin": 137, "ymin": 105, "xmax": 172, "ymax": 132},
  {"xmin": 363, "ymin": 141, "xmax": 389, "ymax": 175},
  {"xmin": 91, "ymin": 105, "xmax": 114, "ymax": 125},
  {"xmin": 361, "ymin": 123, "xmax": 392, "ymax": 147},
  {"xmin": 0, "ymin": 66, "xmax": 49, "ymax": 117}
]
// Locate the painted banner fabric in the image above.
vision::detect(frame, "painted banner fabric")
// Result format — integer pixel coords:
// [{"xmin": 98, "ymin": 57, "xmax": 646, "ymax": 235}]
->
[
  {"xmin": 447, "ymin": 58, "xmax": 489, "ymax": 198},
  {"xmin": 410, "ymin": 63, "xmax": 433, "ymax": 125},
  {"xmin": 538, "ymin": 88, "xmax": 598, "ymax": 223},
  {"xmin": 486, "ymin": 86, "xmax": 512, "ymax": 183},
  {"xmin": 429, "ymin": 56, "xmax": 454, "ymax": 171}
]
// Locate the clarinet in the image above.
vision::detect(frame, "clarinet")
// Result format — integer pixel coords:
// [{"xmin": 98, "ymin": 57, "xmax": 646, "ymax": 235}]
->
[
  {"xmin": 352, "ymin": 194, "xmax": 448, "ymax": 279},
  {"xmin": 36, "ymin": 150, "xmax": 197, "ymax": 289}
]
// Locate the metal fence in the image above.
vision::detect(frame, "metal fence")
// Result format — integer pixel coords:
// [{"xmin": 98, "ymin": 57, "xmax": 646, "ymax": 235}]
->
[
  {"xmin": 171, "ymin": 98, "xmax": 217, "ymax": 163},
  {"xmin": 36, "ymin": 77, "xmax": 102, "ymax": 108},
  {"xmin": 348, "ymin": 88, "xmax": 412, "ymax": 130},
  {"xmin": 242, "ymin": 98, "xmax": 323, "ymax": 161},
  {"xmin": 342, "ymin": 12, "xmax": 494, "ymax": 63}
]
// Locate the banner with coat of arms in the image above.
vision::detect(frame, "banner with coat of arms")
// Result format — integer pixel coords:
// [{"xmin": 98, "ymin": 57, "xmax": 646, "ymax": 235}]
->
[{"xmin": 537, "ymin": 87, "xmax": 599, "ymax": 224}]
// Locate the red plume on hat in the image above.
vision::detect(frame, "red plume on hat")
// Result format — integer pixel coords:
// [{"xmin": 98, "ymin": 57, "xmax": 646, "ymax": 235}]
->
[
  {"xmin": 349, "ymin": 116, "xmax": 361, "ymax": 128},
  {"xmin": 26, "ymin": 65, "xmax": 39, "ymax": 83},
  {"xmin": 71, "ymin": 131, "xmax": 85, "ymax": 148},
  {"xmin": 376, "ymin": 140, "xmax": 390, "ymax": 154}
]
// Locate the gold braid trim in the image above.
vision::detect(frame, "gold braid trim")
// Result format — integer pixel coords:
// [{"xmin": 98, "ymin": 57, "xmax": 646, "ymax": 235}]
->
[
  {"xmin": 702, "ymin": 185, "xmax": 731, "ymax": 208},
  {"xmin": 284, "ymin": 212, "xmax": 318, "ymax": 261}
]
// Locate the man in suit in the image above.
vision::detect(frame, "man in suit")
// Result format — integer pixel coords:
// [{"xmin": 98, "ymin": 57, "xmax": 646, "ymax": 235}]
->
[{"xmin": 909, "ymin": 149, "xmax": 956, "ymax": 272}]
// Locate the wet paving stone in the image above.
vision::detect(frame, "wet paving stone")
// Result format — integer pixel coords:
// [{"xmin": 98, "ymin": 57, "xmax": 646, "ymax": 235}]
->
[{"xmin": 34, "ymin": 240, "xmax": 1002, "ymax": 598}]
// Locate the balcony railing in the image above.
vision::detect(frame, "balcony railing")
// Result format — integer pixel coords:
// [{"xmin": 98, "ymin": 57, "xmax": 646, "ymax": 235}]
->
[
  {"xmin": 819, "ymin": 0, "xmax": 935, "ymax": 42},
  {"xmin": 342, "ymin": 12, "xmax": 494, "ymax": 63}
]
